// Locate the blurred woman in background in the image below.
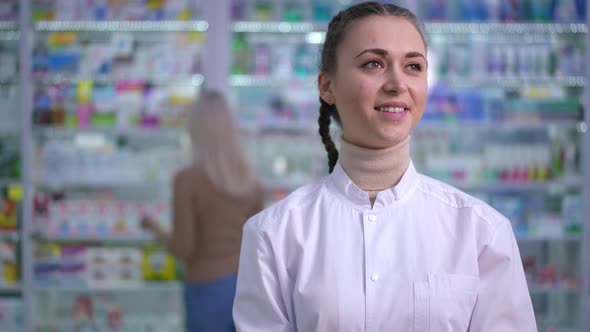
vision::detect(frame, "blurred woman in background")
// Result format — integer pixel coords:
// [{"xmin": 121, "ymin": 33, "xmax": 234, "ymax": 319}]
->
[{"xmin": 142, "ymin": 90, "xmax": 264, "ymax": 332}]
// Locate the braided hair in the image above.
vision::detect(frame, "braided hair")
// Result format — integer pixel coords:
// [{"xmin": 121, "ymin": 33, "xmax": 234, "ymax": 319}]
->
[
  {"xmin": 318, "ymin": 99, "xmax": 340, "ymax": 173},
  {"xmin": 317, "ymin": 1, "xmax": 426, "ymax": 173}
]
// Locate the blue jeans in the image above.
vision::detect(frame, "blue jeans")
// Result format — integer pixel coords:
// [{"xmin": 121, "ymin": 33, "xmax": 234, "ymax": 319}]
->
[{"xmin": 183, "ymin": 273, "xmax": 238, "ymax": 332}]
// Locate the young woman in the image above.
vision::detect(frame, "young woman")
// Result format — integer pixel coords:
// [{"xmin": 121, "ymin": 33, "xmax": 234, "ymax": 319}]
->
[
  {"xmin": 232, "ymin": 2, "xmax": 537, "ymax": 331},
  {"xmin": 141, "ymin": 91, "xmax": 264, "ymax": 332}
]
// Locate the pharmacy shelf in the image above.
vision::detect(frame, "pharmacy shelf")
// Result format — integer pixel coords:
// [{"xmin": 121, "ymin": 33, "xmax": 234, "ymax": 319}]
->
[
  {"xmin": 33, "ymin": 282, "xmax": 181, "ymax": 292},
  {"xmin": 230, "ymin": 74, "xmax": 316, "ymax": 87},
  {"xmin": 34, "ymin": 20, "xmax": 209, "ymax": 32},
  {"xmin": 232, "ymin": 21, "xmax": 588, "ymax": 35},
  {"xmin": 516, "ymin": 234, "xmax": 583, "ymax": 242},
  {"xmin": 35, "ymin": 180, "xmax": 171, "ymax": 191},
  {"xmin": 34, "ymin": 123, "xmax": 317, "ymax": 139},
  {"xmin": 37, "ymin": 123, "xmax": 316, "ymax": 137},
  {"xmin": 0, "ymin": 285, "xmax": 21, "ymax": 295},
  {"xmin": 417, "ymin": 120, "xmax": 585, "ymax": 132},
  {"xmin": 34, "ymin": 120, "xmax": 587, "ymax": 139},
  {"xmin": 0, "ymin": 122, "xmax": 19, "ymax": 134},
  {"xmin": 536, "ymin": 325, "xmax": 578, "ymax": 332},
  {"xmin": 33, "ymin": 73, "xmax": 204, "ymax": 86},
  {"xmin": 33, "ymin": 125, "xmax": 186, "ymax": 140},
  {"xmin": 35, "ymin": 321, "xmax": 184, "ymax": 332},
  {"xmin": 33, "ymin": 233, "xmax": 157, "ymax": 247},
  {"xmin": 12, "ymin": 3, "xmax": 589, "ymax": 332},
  {"xmin": 443, "ymin": 76, "xmax": 585, "ymax": 88},
  {"xmin": 424, "ymin": 22, "xmax": 587, "ymax": 34},
  {"xmin": 241, "ymin": 122, "xmax": 317, "ymax": 135},
  {"xmin": 233, "ymin": 21, "xmax": 324, "ymax": 33},
  {"xmin": 0, "ymin": 178, "xmax": 19, "ymax": 186},
  {"xmin": 0, "ymin": 78, "xmax": 18, "ymax": 85},
  {"xmin": 529, "ymin": 285, "xmax": 580, "ymax": 296},
  {"xmin": 0, "ymin": 22, "xmax": 18, "ymax": 31},
  {"xmin": 450, "ymin": 176, "xmax": 583, "ymax": 193},
  {"xmin": 0, "ymin": 30, "xmax": 18, "ymax": 41},
  {"xmin": 263, "ymin": 178, "xmax": 584, "ymax": 194},
  {"xmin": 0, "ymin": 232, "xmax": 20, "ymax": 242},
  {"xmin": 230, "ymin": 74, "xmax": 584, "ymax": 88}
]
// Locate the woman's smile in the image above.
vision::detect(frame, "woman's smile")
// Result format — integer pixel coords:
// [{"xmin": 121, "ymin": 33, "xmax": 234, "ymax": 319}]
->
[{"xmin": 375, "ymin": 101, "xmax": 410, "ymax": 120}]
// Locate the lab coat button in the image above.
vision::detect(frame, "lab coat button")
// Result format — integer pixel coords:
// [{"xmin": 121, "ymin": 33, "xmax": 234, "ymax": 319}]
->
[
  {"xmin": 370, "ymin": 273, "xmax": 380, "ymax": 282},
  {"xmin": 368, "ymin": 214, "xmax": 377, "ymax": 222}
]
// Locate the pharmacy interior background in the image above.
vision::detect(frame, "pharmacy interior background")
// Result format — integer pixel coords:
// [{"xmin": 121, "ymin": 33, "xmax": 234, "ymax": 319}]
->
[{"xmin": 0, "ymin": 0, "xmax": 589, "ymax": 331}]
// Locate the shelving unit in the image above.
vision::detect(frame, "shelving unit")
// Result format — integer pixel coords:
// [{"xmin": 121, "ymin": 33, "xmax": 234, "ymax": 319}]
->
[
  {"xmin": 7, "ymin": 0, "xmax": 590, "ymax": 331},
  {"xmin": 13, "ymin": 1, "xmax": 208, "ymax": 331},
  {"xmin": 32, "ymin": 233, "xmax": 158, "ymax": 247},
  {"xmin": 32, "ymin": 282, "xmax": 184, "ymax": 332},
  {"xmin": 0, "ymin": 232, "xmax": 20, "ymax": 242},
  {"xmin": 34, "ymin": 20, "xmax": 209, "ymax": 32},
  {"xmin": 0, "ymin": 3, "xmax": 23, "ymax": 332},
  {"xmin": 416, "ymin": 27, "xmax": 588, "ymax": 331},
  {"xmin": 0, "ymin": 285, "xmax": 21, "ymax": 295},
  {"xmin": 579, "ymin": 2, "xmax": 590, "ymax": 329}
]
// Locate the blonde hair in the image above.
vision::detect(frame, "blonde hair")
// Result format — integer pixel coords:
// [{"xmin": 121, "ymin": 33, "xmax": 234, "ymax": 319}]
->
[{"xmin": 188, "ymin": 90, "xmax": 259, "ymax": 197}]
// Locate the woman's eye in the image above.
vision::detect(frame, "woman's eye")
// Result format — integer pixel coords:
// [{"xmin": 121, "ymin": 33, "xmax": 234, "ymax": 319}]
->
[
  {"xmin": 407, "ymin": 63, "xmax": 422, "ymax": 71},
  {"xmin": 363, "ymin": 60, "xmax": 383, "ymax": 69}
]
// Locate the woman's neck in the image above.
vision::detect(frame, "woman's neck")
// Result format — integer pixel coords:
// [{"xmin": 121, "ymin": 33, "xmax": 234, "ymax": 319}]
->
[{"xmin": 339, "ymin": 136, "xmax": 411, "ymax": 205}]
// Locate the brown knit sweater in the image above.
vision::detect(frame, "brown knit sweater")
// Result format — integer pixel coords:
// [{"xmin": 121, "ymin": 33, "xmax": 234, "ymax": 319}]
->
[{"xmin": 165, "ymin": 166, "xmax": 264, "ymax": 283}]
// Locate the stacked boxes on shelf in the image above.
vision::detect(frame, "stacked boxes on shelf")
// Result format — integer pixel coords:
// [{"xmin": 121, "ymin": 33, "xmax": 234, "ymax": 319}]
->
[
  {"xmin": 32, "ymin": 0, "xmax": 201, "ymax": 21},
  {"xmin": 38, "ymin": 138, "xmax": 189, "ymax": 187},
  {"xmin": 0, "ymin": 298, "xmax": 22, "ymax": 332},
  {"xmin": 417, "ymin": 0, "xmax": 586, "ymax": 22},
  {"xmin": 32, "ymin": 29, "xmax": 205, "ymax": 130},
  {"xmin": 34, "ymin": 199, "xmax": 169, "ymax": 239},
  {"xmin": 0, "ymin": 0, "xmax": 18, "ymax": 21},
  {"xmin": 33, "ymin": 244, "xmax": 178, "ymax": 288}
]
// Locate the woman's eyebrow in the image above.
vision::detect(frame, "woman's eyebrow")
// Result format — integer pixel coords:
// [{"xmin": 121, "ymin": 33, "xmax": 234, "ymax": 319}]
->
[
  {"xmin": 355, "ymin": 49, "xmax": 426, "ymax": 62},
  {"xmin": 355, "ymin": 48, "xmax": 388, "ymax": 58},
  {"xmin": 406, "ymin": 51, "xmax": 426, "ymax": 61}
]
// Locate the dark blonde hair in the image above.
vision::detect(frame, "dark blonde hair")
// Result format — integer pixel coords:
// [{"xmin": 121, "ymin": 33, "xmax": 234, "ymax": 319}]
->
[
  {"xmin": 318, "ymin": 1, "xmax": 426, "ymax": 173},
  {"xmin": 189, "ymin": 91, "xmax": 259, "ymax": 196}
]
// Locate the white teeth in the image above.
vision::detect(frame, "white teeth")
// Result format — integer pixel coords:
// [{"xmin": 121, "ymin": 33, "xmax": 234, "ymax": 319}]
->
[{"xmin": 377, "ymin": 106, "xmax": 405, "ymax": 113}]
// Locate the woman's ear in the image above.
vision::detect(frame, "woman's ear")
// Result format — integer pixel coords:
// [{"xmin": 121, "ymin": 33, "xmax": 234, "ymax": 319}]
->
[{"xmin": 318, "ymin": 72, "xmax": 334, "ymax": 105}]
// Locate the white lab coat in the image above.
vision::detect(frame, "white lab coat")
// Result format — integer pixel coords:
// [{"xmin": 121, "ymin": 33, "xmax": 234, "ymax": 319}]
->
[{"xmin": 233, "ymin": 161, "xmax": 537, "ymax": 332}]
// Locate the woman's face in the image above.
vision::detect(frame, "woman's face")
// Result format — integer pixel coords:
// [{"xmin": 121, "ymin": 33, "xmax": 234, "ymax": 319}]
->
[{"xmin": 319, "ymin": 15, "xmax": 428, "ymax": 149}]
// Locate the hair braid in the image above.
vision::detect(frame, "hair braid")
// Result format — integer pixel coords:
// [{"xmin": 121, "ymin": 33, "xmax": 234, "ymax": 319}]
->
[{"xmin": 318, "ymin": 98, "xmax": 339, "ymax": 173}]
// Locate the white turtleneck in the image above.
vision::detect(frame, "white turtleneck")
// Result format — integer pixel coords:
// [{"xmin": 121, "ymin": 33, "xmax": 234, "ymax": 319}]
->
[{"xmin": 338, "ymin": 135, "xmax": 411, "ymax": 206}]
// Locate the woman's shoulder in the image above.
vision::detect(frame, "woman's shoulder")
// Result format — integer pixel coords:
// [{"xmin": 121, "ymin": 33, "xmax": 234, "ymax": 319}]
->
[
  {"xmin": 416, "ymin": 173, "xmax": 509, "ymax": 229},
  {"xmin": 246, "ymin": 178, "xmax": 329, "ymax": 233},
  {"xmin": 173, "ymin": 165, "xmax": 203, "ymax": 182}
]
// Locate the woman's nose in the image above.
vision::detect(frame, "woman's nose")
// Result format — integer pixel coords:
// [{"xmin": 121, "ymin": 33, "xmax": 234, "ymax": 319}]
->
[{"xmin": 382, "ymin": 68, "xmax": 407, "ymax": 95}]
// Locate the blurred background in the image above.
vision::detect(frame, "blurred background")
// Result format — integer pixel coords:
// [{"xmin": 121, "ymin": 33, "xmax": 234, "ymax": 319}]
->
[{"xmin": 0, "ymin": 0, "xmax": 588, "ymax": 331}]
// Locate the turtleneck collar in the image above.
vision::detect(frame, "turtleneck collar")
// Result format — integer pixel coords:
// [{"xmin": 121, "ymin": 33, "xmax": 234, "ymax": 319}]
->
[{"xmin": 339, "ymin": 135, "xmax": 411, "ymax": 204}]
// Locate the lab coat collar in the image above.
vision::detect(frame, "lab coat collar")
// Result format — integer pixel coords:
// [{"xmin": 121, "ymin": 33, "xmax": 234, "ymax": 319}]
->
[{"xmin": 328, "ymin": 160, "xmax": 419, "ymax": 210}]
